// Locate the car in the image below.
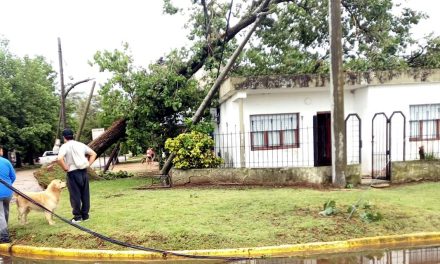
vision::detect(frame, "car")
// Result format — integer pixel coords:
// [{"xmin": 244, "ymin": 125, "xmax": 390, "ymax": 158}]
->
[{"xmin": 38, "ymin": 151, "xmax": 59, "ymax": 165}]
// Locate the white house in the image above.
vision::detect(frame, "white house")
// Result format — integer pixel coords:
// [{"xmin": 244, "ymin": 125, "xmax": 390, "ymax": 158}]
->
[{"xmin": 214, "ymin": 69, "xmax": 440, "ymax": 179}]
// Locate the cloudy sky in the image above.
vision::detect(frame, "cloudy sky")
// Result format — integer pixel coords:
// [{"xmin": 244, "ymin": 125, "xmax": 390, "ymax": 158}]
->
[{"xmin": 1, "ymin": 0, "xmax": 439, "ymax": 94}]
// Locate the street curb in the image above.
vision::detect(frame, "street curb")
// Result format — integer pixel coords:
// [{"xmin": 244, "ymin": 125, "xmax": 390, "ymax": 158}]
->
[{"xmin": 0, "ymin": 232, "xmax": 439, "ymax": 261}]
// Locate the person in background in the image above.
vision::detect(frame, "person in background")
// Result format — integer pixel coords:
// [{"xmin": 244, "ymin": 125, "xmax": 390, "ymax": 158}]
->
[
  {"xmin": 0, "ymin": 145, "xmax": 16, "ymax": 243},
  {"xmin": 57, "ymin": 129, "xmax": 97, "ymax": 223}
]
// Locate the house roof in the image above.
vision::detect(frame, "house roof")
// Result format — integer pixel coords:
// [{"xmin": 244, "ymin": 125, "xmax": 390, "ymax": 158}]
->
[{"xmin": 219, "ymin": 69, "xmax": 440, "ymax": 103}]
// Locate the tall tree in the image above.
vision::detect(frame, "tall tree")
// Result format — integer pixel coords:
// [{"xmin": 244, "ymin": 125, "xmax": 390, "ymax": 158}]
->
[
  {"xmin": 89, "ymin": 0, "xmax": 439, "ymax": 160},
  {"xmin": 0, "ymin": 39, "xmax": 59, "ymax": 165},
  {"xmin": 234, "ymin": 0, "xmax": 438, "ymax": 75}
]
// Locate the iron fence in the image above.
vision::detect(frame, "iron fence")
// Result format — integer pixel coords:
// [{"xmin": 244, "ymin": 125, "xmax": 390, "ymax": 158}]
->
[{"xmin": 213, "ymin": 125, "xmax": 361, "ymax": 168}]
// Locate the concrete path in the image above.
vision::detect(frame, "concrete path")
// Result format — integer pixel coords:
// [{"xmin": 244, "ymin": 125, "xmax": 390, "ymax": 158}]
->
[{"xmin": 13, "ymin": 169, "xmax": 43, "ymax": 192}]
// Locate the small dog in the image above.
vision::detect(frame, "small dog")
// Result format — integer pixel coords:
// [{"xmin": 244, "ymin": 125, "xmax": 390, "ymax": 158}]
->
[{"xmin": 14, "ymin": 179, "xmax": 67, "ymax": 225}]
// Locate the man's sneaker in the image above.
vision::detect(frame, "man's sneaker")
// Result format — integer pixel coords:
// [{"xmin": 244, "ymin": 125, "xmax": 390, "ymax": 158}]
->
[
  {"xmin": 71, "ymin": 217, "xmax": 82, "ymax": 223},
  {"xmin": 82, "ymin": 216, "xmax": 89, "ymax": 222}
]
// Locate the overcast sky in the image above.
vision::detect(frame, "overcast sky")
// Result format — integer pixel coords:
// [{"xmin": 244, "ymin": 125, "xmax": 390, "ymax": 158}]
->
[{"xmin": 1, "ymin": 0, "xmax": 439, "ymax": 94}]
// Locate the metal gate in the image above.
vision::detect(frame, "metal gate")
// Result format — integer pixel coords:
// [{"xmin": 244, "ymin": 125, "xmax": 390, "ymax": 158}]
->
[
  {"xmin": 371, "ymin": 111, "xmax": 406, "ymax": 180},
  {"xmin": 345, "ymin": 113, "xmax": 362, "ymax": 164}
]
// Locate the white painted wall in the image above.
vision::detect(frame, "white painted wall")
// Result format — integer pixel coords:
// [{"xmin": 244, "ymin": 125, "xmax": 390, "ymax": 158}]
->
[
  {"xmin": 355, "ymin": 83, "xmax": 440, "ymax": 175},
  {"xmin": 218, "ymin": 82, "xmax": 440, "ymax": 174}
]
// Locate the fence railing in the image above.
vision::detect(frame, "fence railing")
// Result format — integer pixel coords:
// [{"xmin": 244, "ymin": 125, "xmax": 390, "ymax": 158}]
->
[
  {"xmin": 213, "ymin": 128, "xmax": 440, "ymax": 169},
  {"xmin": 213, "ymin": 125, "xmax": 361, "ymax": 168}
]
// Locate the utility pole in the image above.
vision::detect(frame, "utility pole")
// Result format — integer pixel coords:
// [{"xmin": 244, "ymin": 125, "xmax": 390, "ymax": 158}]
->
[
  {"xmin": 76, "ymin": 81, "xmax": 96, "ymax": 141},
  {"xmin": 58, "ymin": 37, "xmax": 67, "ymax": 130},
  {"xmin": 329, "ymin": 0, "xmax": 347, "ymax": 187}
]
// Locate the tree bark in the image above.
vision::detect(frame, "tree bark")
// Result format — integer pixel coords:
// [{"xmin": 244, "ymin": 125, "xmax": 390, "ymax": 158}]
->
[
  {"xmin": 329, "ymin": 0, "xmax": 347, "ymax": 187},
  {"xmin": 103, "ymin": 142, "xmax": 120, "ymax": 172},
  {"xmin": 88, "ymin": 119, "xmax": 126, "ymax": 157}
]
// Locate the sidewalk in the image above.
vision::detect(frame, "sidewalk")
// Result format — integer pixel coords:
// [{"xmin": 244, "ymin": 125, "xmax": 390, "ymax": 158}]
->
[{"xmin": 13, "ymin": 169, "xmax": 42, "ymax": 192}]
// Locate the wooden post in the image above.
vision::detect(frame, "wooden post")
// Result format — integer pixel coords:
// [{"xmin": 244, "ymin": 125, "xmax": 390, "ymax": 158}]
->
[
  {"xmin": 76, "ymin": 81, "xmax": 96, "ymax": 141},
  {"xmin": 329, "ymin": 0, "xmax": 347, "ymax": 187},
  {"xmin": 58, "ymin": 37, "xmax": 66, "ymax": 130}
]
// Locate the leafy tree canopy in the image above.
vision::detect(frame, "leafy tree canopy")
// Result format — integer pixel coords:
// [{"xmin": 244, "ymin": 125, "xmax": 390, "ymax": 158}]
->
[
  {"xmin": 92, "ymin": 45, "xmax": 205, "ymax": 155},
  {"xmin": 92, "ymin": 0, "xmax": 440, "ymax": 157},
  {"xmin": 0, "ymin": 39, "xmax": 59, "ymax": 164},
  {"xmin": 165, "ymin": 0, "xmax": 440, "ymax": 75}
]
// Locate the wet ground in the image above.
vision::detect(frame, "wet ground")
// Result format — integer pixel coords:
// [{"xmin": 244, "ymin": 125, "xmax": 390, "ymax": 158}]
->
[
  {"xmin": 14, "ymin": 169, "xmax": 42, "ymax": 192},
  {"xmin": 0, "ymin": 244, "xmax": 439, "ymax": 263}
]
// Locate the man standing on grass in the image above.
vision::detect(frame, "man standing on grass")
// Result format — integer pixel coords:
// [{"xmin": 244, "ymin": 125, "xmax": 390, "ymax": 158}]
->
[
  {"xmin": 0, "ymin": 146, "xmax": 15, "ymax": 243},
  {"xmin": 57, "ymin": 128, "xmax": 97, "ymax": 223}
]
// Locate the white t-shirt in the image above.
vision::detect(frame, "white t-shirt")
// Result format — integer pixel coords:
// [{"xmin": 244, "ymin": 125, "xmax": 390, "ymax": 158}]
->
[{"xmin": 58, "ymin": 140, "xmax": 94, "ymax": 171}]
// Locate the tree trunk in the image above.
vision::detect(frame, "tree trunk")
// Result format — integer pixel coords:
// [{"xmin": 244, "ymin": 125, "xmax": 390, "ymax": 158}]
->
[
  {"xmin": 103, "ymin": 142, "xmax": 120, "ymax": 173},
  {"xmin": 88, "ymin": 119, "xmax": 126, "ymax": 157}
]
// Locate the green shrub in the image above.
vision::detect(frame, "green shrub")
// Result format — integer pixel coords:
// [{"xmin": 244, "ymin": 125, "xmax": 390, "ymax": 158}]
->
[
  {"xmin": 425, "ymin": 152, "xmax": 438, "ymax": 160},
  {"xmin": 165, "ymin": 131, "xmax": 223, "ymax": 169},
  {"xmin": 319, "ymin": 200, "xmax": 337, "ymax": 216},
  {"xmin": 97, "ymin": 170, "xmax": 134, "ymax": 180}
]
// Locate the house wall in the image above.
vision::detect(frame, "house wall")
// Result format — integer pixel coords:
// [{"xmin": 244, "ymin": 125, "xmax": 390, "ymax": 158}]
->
[
  {"xmin": 218, "ymin": 72, "xmax": 440, "ymax": 177},
  {"xmin": 354, "ymin": 83, "xmax": 440, "ymax": 175},
  {"xmin": 243, "ymin": 88, "xmax": 331, "ymax": 168},
  {"xmin": 392, "ymin": 160, "xmax": 440, "ymax": 183},
  {"xmin": 171, "ymin": 164, "xmax": 361, "ymax": 186}
]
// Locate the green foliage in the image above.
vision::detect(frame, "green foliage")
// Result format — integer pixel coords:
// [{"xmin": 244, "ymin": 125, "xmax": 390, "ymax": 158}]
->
[
  {"xmin": 184, "ymin": 118, "xmax": 214, "ymax": 135},
  {"xmin": 97, "ymin": 170, "xmax": 134, "ymax": 180},
  {"xmin": 165, "ymin": 131, "xmax": 222, "ymax": 169},
  {"xmin": 91, "ymin": 44, "xmax": 206, "ymax": 156},
  {"xmin": 228, "ymin": 0, "xmax": 435, "ymax": 74},
  {"xmin": 163, "ymin": 0, "xmax": 439, "ymax": 75},
  {"xmin": 345, "ymin": 183, "xmax": 354, "ymax": 189},
  {"xmin": 162, "ymin": 0, "xmax": 180, "ymax": 15},
  {"xmin": 319, "ymin": 200, "xmax": 337, "ymax": 216},
  {"xmin": 346, "ymin": 199, "xmax": 382, "ymax": 223},
  {"xmin": 424, "ymin": 152, "xmax": 438, "ymax": 161},
  {"xmin": 360, "ymin": 210, "xmax": 383, "ymax": 223},
  {"xmin": 0, "ymin": 39, "xmax": 59, "ymax": 164}
]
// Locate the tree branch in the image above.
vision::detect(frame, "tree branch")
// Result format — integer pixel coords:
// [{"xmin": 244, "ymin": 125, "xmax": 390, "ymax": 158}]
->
[
  {"xmin": 177, "ymin": 0, "xmax": 291, "ymax": 78},
  {"xmin": 64, "ymin": 78, "xmax": 94, "ymax": 98},
  {"xmin": 341, "ymin": 0, "xmax": 370, "ymax": 36}
]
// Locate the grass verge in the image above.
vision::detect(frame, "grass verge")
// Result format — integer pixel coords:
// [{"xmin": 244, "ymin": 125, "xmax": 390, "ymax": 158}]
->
[{"xmin": 9, "ymin": 180, "xmax": 440, "ymax": 251}]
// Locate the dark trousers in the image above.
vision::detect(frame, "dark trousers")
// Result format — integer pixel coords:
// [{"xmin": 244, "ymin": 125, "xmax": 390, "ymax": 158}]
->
[{"xmin": 67, "ymin": 169, "xmax": 90, "ymax": 219}]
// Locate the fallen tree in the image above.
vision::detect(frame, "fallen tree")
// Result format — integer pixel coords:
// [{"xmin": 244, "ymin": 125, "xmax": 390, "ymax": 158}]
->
[{"xmin": 87, "ymin": 0, "xmax": 277, "ymax": 157}]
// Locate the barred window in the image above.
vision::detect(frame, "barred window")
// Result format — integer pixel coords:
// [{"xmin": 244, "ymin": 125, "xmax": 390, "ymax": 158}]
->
[
  {"xmin": 250, "ymin": 113, "xmax": 299, "ymax": 150},
  {"xmin": 409, "ymin": 104, "xmax": 440, "ymax": 141}
]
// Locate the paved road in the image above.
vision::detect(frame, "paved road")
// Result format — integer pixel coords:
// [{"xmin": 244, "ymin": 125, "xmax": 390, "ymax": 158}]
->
[{"xmin": 13, "ymin": 169, "xmax": 43, "ymax": 192}]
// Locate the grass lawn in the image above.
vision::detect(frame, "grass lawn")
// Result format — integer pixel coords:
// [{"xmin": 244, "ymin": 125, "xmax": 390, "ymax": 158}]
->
[{"xmin": 9, "ymin": 179, "xmax": 440, "ymax": 251}]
